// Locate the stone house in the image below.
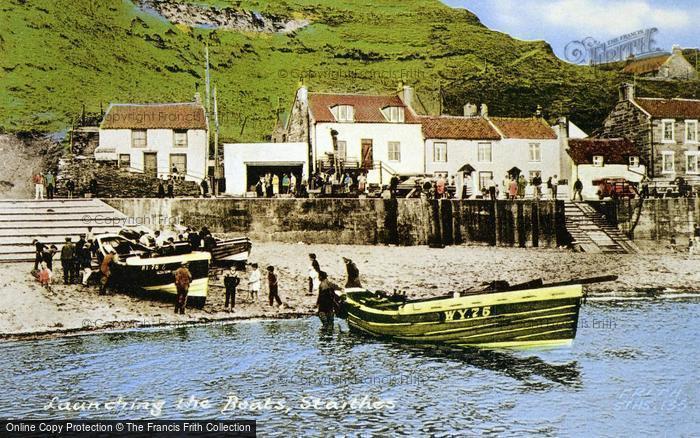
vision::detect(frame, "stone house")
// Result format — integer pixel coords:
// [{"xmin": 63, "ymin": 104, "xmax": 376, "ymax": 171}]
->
[
  {"xmin": 600, "ymin": 83, "xmax": 700, "ymax": 185},
  {"xmin": 567, "ymin": 138, "xmax": 645, "ymax": 200},
  {"xmin": 96, "ymin": 101, "xmax": 208, "ymax": 182},
  {"xmin": 621, "ymin": 45, "xmax": 697, "ymax": 80},
  {"xmin": 420, "ymin": 103, "xmax": 561, "ymax": 195}
]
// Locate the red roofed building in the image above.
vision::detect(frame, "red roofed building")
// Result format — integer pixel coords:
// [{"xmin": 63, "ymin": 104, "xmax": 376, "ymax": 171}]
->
[
  {"xmin": 600, "ymin": 83, "xmax": 700, "ymax": 185},
  {"xmin": 283, "ymin": 85, "xmax": 424, "ymax": 185},
  {"xmin": 97, "ymin": 99, "xmax": 209, "ymax": 182},
  {"xmin": 567, "ymin": 138, "xmax": 646, "ymax": 200}
]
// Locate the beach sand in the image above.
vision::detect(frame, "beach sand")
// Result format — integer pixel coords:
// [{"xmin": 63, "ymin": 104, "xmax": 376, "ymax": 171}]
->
[{"xmin": 1, "ymin": 243, "xmax": 698, "ymax": 339}]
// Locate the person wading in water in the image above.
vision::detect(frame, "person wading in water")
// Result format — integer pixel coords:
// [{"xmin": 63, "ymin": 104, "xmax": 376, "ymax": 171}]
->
[
  {"xmin": 316, "ymin": 271, "xmax": 341, "ymax": 328},
  {"xmin": 343, "ymin": 257, "xmax": 362, "ymax": 288},
  {"xmin": 174, "ymin": 263, "xmax": 192, "ymax": 315}
]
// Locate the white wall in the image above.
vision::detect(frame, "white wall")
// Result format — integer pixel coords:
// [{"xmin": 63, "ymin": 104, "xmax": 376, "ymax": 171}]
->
[
  {"xmin": 311, "ymin": 122, "xmax": 424, "ymax": 183},
  {"xmin": 97, "ymin": 128, "xmax": 207, "ymax": 182},
  {"xmin": 223, "ymin": 142, "xmax": 309, "ymax": 195},
  {"xmin": 573, "ymin": 164, "xmax": 646, "ymax": 199},
  {"xmin": 424, "ymin": 138, "xmax": 561, "ymax": 192}
]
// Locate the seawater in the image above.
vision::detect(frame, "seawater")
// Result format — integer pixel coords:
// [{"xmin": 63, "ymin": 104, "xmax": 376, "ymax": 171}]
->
[{"xmin": 1, "ymin": 299, "xmax": 698, "ymax": 437}]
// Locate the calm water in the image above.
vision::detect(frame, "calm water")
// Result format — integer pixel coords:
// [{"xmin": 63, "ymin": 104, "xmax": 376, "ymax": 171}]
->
[{"xmin": 1, "ymin": 299, "xmax": 698, "ymax": 437}]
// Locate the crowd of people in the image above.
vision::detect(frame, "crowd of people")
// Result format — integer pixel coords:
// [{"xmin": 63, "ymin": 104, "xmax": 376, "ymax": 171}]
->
[
  {"xmin": 32, "ymin": 227, "xmax": 97, "ymax": 292},
  {"xmin": 32, "ymin": 171, "xmax": 95, "ymax": 200}
]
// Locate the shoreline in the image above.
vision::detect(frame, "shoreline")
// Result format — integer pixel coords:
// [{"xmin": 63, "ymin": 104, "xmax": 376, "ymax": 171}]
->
[{"xmin": 2, "ymin": 242, "xmax": 699, "ymax": 341}]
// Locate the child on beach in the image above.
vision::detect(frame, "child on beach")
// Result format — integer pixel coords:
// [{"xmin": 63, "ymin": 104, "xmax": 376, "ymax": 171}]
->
[
  {"xmin": 248, "ymin": 263, "xmax": 261, "ymax": 302},
  {"xmin": 37, "ymin": 261, "xmax": 52, "ymax": 291},
  {"xmin": 267, "ymin": 266, "xmax": 282, "ymax": 307}
]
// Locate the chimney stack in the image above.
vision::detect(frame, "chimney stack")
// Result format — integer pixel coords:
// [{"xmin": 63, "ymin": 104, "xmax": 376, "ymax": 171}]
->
[
  {"xmin": 480, "ymin": 103, "xmax": 488, "ymax": 117},
  {"xmin": 619, "ymin": 83, "xmax": 635, "ymax": 101},
  {"xmin": 463, "ymin": 103, "xmax": 477, "ymax": 117},
  {"xmin": 535, "ymin": 105, "xmax": 542, "ymax": 117},
  {"xmin": 194, "ymin": 92, "xmax": 202, "ymax": 104},
  {"xmin": 401, "ymin": 85, "xmax": 415, "ymax": 110}
]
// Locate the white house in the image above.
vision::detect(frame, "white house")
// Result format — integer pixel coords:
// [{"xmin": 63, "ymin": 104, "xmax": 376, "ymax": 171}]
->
[
  {"xmin": 420, "ymin": 104, "xmax": 561, "ymax": 195},
  {"xmin": 96, "ymin": 102, "xmax": 208, "ymax": 182},
  {"xmin": 223, "ymin": 142, "xmax": 308, "ymax": 195},
  {"xmin": 567, "ymin": 138, "xmax": 646, "ymax": 199},
  {"xmin": 285, "ymin": 86, "xmax": 424, "ymax": 185}
]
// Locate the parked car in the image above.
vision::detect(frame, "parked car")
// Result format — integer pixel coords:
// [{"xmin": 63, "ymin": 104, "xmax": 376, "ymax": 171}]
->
[{"xmin": 593, "ymin": 178, "xmax": 638, "ymax": 199}]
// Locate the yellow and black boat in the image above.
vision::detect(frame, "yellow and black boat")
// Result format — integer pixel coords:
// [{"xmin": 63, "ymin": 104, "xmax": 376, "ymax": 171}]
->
[
  {"xmin": 339, "ymin": 276, "xmax": 616, "ymax": 349},
  {"xmin": 95, "ymin": 234, "xmax": 211, "ymax": 307}
]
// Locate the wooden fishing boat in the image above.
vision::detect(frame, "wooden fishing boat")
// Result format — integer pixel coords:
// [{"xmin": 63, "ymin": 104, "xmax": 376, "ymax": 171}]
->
[
  {"xmin": 339, "ymin": 276, "xmax": 616, "ymax": 349},
  {"xmin": 208, "ymin": 236, "xmax": 252, "ymax": 265},
  {"xmin": 95, "ymin": 234, "xmax": 211, "ymax": 307}
]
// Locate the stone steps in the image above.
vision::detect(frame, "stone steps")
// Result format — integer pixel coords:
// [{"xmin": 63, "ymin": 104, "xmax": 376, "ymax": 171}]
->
[
  {"xmin": 564, "ymin": 201, "xmax": 639, "ymax": 254},
  {"xmin": 0, "ymin": 199, "xmax": 125, "ymax": 263}
]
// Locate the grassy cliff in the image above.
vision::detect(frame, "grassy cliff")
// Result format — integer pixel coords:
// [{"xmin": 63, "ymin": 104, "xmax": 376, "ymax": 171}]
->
[{"xmin": 1, "ymin": 0, "xmax": 699, "ymax": 141}]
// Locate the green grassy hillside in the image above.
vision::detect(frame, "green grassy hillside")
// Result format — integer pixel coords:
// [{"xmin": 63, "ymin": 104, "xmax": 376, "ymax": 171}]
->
[{"xmin": 1, "ymin": 0, "xmax": 699, "ymax": 141}]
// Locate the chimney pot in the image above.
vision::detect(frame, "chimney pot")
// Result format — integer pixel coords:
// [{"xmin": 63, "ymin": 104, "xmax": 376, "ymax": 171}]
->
[
  {"xmin": 480, "ymin": 103, "xmax": 488, "ymax": 117},
  {"xmin": 463, "ymin": 103, "xmax": 477, "ymax": 117}
]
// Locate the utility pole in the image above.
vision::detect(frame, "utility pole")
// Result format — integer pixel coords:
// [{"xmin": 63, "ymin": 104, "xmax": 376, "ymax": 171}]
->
[
  {"xmin": 213, "ymin": 86, "xmax": 220, "ymax": 196},
  {"xmin": 205, "ymin": 44, "xmax": 211, "ymax": 115}
]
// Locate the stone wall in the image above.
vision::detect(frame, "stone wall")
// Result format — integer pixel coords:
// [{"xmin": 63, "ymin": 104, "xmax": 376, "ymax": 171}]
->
[
  {"xmin": 613, "ymin": 198, "xmax": 700, "ymax": 241},
  {"xmin": 104, "ymin": 198, "xmax": 567, "ymax": 248},
  {"xmin": 600, "ymin": 99, "xmax": 651, "ymax": 167}
]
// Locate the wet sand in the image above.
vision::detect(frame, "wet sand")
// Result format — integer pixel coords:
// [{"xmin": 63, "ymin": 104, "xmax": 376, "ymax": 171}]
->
[{"xmin": 1, "ymin": 243, "xmax": 698, "ymax": 339}]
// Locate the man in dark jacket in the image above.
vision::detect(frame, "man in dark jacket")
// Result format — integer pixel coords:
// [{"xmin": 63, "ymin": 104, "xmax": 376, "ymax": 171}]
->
[
  {"xmin": 223, "ymin": 269, "xmax": 239, "ymax": 311},
  {"xmin": 316, "ymin": 271, "xmax": 340, "ymax": 327},
  {"xmin": 573, "ymin": 178, "xmax": 583, "ymax": 201},
  {"xmin": 74, "ymin": 235, "xmax": 87, "ymax": 282},
  {"xmin": 32, "ymin": 239, "xmax": 45, "ymax": 271},
  {"xmin": 60, "ymin": 237, "xmax": 75, "ymax": 284}
]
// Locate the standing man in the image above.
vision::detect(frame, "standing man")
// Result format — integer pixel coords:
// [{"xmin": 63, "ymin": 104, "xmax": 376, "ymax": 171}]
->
[
  {"xmin": 167, "ymin": 176, "xmax": 174, "ymax": 199},
  {"xmin": 289, "ymin": 173, "xmax": 297, "ymax": 196},
  {"xmin": 266, "ymin": 266, "xmax": 282, "ymax": 307},
  {"xmin": 573, "ymin": 178, "xmax": 584, "ymax": 201},
  {"xmin": 157, "ymin": 179, "xmax": 165, "ymax": 198},
  {"xmin": 44, "ymin": 171, "xmax": 55, "ymax": 200},
  {"xmin": 174, "ymin": 263, "xmax": 192, "ymax": 315},
  {"xmin": 435, "ymin": 175, "xmax": 446, "ymax": 199},
  {"xmin": 66, "ymin": 178, "xmax": 75, "ymax": 199},
  {"xmin": 33, "ymin": 172, "xmax": 44, "ymax": 200},
  {"xmin": 223, "ymin": 268, "xmax": 239, "ymax": 312},
  {"xmin": 532, "ymin": 172, "xmax": 543, "ymax": 199},
  {"xmin": 316, "ymin": 271, "xmax": 340, "ymax": 328},
  {"xmin": 551, "ymin": 175, "xmax": 559, "ymax": 200},
  {"xmin": 517, "ymin": 175, "xmax": 527, "ymax": 199},
  {"xmin": 32, "ymin": 239, "xmax": 45, "ymax": 271},
  {"xmin": 281, "ymin": 174, "xmax": 290, "ymax": 195},
  {"xmin": 200, "ymin": 178, "xmax": 209, "ymax": 198},
  {"xmin": 74, "ymin": 234, "xmax": 86, "ymax": 282},
  {"xmin": 248, "ymin": 263, "xmax": 261, "ymax": 301},
  {"xmin": 487, "ymin": 176, "xmax": 497, "ymax": 200},
  {"xmin": 100, "ymin": 249, "xmax": 116, "ymax": 295},
  {"xmin": 60, "ymin": 237, "xmax": 75, "ymax": 284}
]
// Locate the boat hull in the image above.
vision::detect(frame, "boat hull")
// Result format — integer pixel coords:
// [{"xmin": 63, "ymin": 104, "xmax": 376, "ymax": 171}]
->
[
  {"xmin": 210, "ymin": 237, "xmax": 252, "ymax": 264},
  {"xmin": 342, "ymin": 285, "xmax": 583, "ymax": 348}
]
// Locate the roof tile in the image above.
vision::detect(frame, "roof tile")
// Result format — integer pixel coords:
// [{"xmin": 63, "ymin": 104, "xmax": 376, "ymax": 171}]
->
[
  {"xmin": 308, "ymin": 93, "xmax": 418, "ymax": 123},
  {"xmin": 635, "ymin": 98, "xmax": 700, "ymax": 119},
  {"xmin": 489, "ymin": 117, "xmax": 557, "ymax": 139},
  {"xmin": 567, "ymin": 138, "xmax": 638, "ymax": 165},
  {"xmin": 419, "ymin": 115, "xmax": 501, "ymax": 140}
]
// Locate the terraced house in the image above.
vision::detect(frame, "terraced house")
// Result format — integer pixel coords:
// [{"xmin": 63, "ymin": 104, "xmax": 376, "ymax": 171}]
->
[
  {"xmin": 420, "ymin": 104, "xmax": 562, "ymax": 195},
  {"xmin": 96, "ymin": 100, "xmax": 209, "ymax": 182},
  {"xmin": 601, "ymin": 83, "xmax": 700, "ymax": 186}
]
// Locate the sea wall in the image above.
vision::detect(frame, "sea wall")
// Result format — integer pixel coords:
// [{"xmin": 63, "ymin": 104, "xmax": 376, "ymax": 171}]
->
[
  {"xmin": 103, "ymin": 198, "xmax": 567, "ymax": 248},
  {"xmin": 611, "ymin": 198, "xmax": 700, "ymax": 241}
]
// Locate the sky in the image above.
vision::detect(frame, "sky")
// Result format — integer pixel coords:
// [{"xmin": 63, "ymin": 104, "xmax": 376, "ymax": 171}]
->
[{"xmin": 443, "ymin": 0, "xmax": 699, "ymax": 63}]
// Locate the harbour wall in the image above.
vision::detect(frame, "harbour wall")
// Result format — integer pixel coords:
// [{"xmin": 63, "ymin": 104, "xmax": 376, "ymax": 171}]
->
[
  {"xmin": 103, "ymin": 198, "xmax": 567, "ymax": 248},
  {"xmin": 598, "ymin": 198, "xmax": 700, "ymax": 242}
]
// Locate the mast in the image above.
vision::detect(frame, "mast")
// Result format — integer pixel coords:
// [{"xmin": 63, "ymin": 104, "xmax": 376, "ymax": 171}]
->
[{"xmin": 213, "ymin": 86, "xmax": 220, "ymax": 195}]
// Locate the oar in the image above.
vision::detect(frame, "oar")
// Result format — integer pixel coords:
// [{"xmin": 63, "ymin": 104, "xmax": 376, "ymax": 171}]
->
[{"xmin": 543, "ymin": 275, "xmax": 618, "ymax": 288}]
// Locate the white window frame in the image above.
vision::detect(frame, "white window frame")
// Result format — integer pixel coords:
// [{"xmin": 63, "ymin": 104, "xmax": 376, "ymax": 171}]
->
[
  {"xmin": 685, "ymin": 120, "xmax": 698, "ymax": 143},
  {"xmin": 433, "ymin": 142, "xmax": 447, "ymax": 162},
  {"xmin": 388, "ymin": 141, "xmax": 401, "ymax": 162},
  {"xmin": 335, "ymin": 140, "xmax": 347, "ymax": 160},
  {"xmin": 382, "ymin": 106, "xmax": 405, "ymax": 123},
  {"xmin": 662, "ymin": 151, "xmax": 675, "ymax": 174},
  {"xmin": 685, "ymin": 152, "xmax": 699, "ymax": 174},
  {"xmin": 661, "ymin": 119, "xmax": 675, "ymax": 143},
  {"xmin": 131, "ymin": 129, "xmax": 147, "ymax": 148},
  {"xmin": 528, "ymin": 143, "xmax": 541, "ymax": 162},
  {"xmin": 173, "ymin": 130, "xmax": 188, "ymax": 148},
  {"xmin": 477, "ymin": 142, "xmax": 492, "ymax": 163},
  {"xmin": 628, "ymin": 156, "xmax": 640, "ymax": 168},
  {"xmin": 592, "ymin": 155, "xmax": 604, "ymax": 167},
  {"xmin": 118, "ymin": 153, "xmax": 131, "ymax": 169},
  {"xmin": 478, "ymin": 171, "xmax": 493, "ymax": 190},
  {"xmin": 332, "ymin": 105, "xmax": 354, "ymax": 122}
]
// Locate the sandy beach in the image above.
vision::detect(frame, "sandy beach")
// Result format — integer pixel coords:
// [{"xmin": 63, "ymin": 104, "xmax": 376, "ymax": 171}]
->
[{"xmin": 1, "ymin": 242, "xmax": 698, "ymax": 340}]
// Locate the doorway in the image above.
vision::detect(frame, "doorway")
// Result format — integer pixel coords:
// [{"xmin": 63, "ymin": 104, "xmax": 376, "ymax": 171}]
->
[
  {"xmin": 143, "ymin": 153, "xmax": 157, "ymax": 177},
  {"xmin": 361, "ymin": 139, "xmax": 373, "ymax": 169}
]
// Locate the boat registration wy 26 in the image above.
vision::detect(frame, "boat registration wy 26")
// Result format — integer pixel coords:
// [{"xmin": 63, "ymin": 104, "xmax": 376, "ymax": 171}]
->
[{"xmin": 442, "ymin": 306, "xmax": 492, "ymax": 322}]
